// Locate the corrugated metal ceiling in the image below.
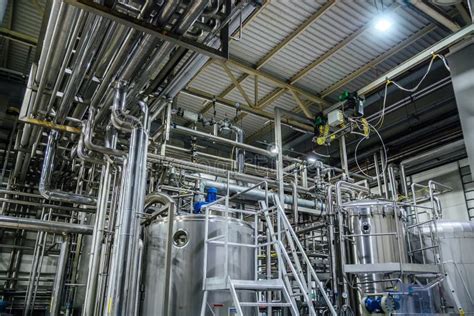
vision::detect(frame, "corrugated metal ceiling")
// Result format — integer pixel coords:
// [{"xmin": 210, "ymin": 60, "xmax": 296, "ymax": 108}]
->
[
  {"xmin": 0, "ymin": 0, "xmax": 46, "ymax": 75},
  {"xmin": 181, "ymin": 0, "xmax": 456, "ymax": 144}
]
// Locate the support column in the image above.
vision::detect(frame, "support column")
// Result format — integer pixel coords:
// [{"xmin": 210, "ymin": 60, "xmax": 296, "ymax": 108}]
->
[{"xmin": 447, "ymin": 39, "xmax": 474, "ymax": 174}]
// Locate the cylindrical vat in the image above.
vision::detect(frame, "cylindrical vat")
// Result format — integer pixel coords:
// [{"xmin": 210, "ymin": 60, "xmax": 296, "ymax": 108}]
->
[
  {"xmin": 345, "ymin": 200, "xmax": 407, "ymax": 294},
  {"xmin": 141, "ymin": 215, "xmax": 255, "ymax": 316},
  {"xmin": 419, "ymin": 220, "xmax": 474, "ymax": 313}
]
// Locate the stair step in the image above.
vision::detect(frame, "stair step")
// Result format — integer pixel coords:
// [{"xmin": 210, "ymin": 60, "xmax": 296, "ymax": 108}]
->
[
  {"xmin": 231, "ymin": 279, "xmax": 285, "ymax": 290},
  {"xmin": 240, "ymin": 302, "xmax": 292, "ymax": 307}
]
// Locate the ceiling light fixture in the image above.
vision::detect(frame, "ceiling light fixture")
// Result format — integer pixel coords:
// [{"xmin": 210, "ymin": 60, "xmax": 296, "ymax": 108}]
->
[{"xmin": 374, "ymin": 15, "xmax": 393, "ymax": 32}]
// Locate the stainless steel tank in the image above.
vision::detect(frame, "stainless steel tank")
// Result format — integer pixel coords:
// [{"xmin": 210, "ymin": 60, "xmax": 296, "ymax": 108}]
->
[
  {"xmin": 141, "ymin": 214, "xmax": 255, "ymax": 316},
  {"xmin": 344, "ymin": 200, "xmax": 408, "ymax": 293},
  {"xmin": 418, "ymin": 220, "xmax": 474, "ymax": 313}
]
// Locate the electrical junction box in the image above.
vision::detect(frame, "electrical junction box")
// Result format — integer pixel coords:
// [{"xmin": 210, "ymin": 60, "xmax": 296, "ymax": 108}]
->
[{"xmin": 328, "ymin": 110, "xmax": 344, "ymax": 127}]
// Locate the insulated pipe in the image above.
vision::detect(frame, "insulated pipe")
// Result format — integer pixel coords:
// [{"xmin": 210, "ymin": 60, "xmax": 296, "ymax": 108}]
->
[
  {"xmin": 156, "ymin": 0, "xmax": 181, "ymax": 26},
  {"xmin": 400, "ymin": 139, "xmax": 465, "ymax": 168},
  {"xmin": 106, "ymin": 93, "xmax": 149, "ymax": 315},
  {"xmin": 111, "ymin": 81, "xmax": 142, "ymax": 131},
  {"xmin": 335, "ymin": 181, "xmax": 369, "ymax": 308},
  {"xmin": 30, "ymin": 2, "xmax": 71, "ymax": 116},
  {"xmin": 50, "ymin": 235, "xmax": 70, "ymax": 316},
  {"xmin": 326, "ymin": 185, "xmax": 338, "ymax": 305},
  {"xmin": 39, "ymin": 131, "xmax": 97, "ymax": 205},
  {"xmin": 0, "ymin": 0, "xmax": 7, "ymax": 25},
  {"xmin": 55, "ymin": 16, "xmax": 109, "ymax": 124},
  {"xmin": 172, "ymin": 124, "xmax": 276, "ymax": 158},
  {"xmin": 143, "ymin": 192, "xmax": 175, "ymax": 316},
  {"xmin": 230, "ymin": 125, "xmax": 245, "ymax": 173},
  {"xmin": 200, "ymin": 180, "xmax": 323, "ymax": 212},
  {"xmin": 126, "ymin": 0, "xmax": 208, "ymax": 101},
  {"xmin": 84, "ymin": 108, "xmax": 126, "ymax": 157},
  {"xmin": 77, "ymin": 133, "xmax": 105, "ymax": 165},
  {"xmin": 0, "ymin": 215, "xmax": 93, "ymax": 234},
  {"xmin": 82, "ymin": 139, "xmax": 114, "ymax": 316}
]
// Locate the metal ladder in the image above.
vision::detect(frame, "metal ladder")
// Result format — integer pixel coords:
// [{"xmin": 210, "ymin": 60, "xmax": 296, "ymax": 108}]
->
[
  {"xmin": 263, "ymin": 196, "xmax": 336, "ymax": 316},
  {"xmin": 228, "ymin": 277, "xmax": 297, "ymax": 315},
  {"xmin": 199, "ymin": 181, "xmax": 299, "ymax": 316},
  {"xmin": 458, "ymin": 162, "xmax": 474, "ymax": 220}
]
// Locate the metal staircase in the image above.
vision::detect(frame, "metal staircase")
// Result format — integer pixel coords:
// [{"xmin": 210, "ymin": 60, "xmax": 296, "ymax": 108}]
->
[
  {"xmin": 228, "ymin": 278, "xmax": 297, "ymax": 315},
  {"xmin": 199, "ymin": 181, "xmax": 336, "ymax": 316}
]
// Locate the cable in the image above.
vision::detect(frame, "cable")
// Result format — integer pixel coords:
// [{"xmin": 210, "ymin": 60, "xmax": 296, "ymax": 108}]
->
[
  {"xmin": 374, "ymin": 53, "xmax": 450, "ymax": 129},
  {"xmin": 391, "ymin": 55, "xmax": 436, "ymax": 93},
  {"xmin": 354, "ymin": 123, "xmax": 387, "ymax": 178}
]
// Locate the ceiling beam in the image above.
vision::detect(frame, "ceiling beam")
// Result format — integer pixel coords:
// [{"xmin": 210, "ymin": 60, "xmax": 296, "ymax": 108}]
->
[
  {"xmin": 320, "ymin": 25, "xmax": 436, "ymax": 98},
  {"xmin": 289, "ymin": 89, "xmax": 312, "ymax": 119},
  {"xmin": 220, "ymin": 61, "xmax": 254, "ymax": 107},
  {"xmin": 0, "ymin": 28, "xmax": 38, "ymax": 47},
  {"xmin": 455, "ymin": 3, "xmax": 471, "ymax": 25},
  {"xmin": 195, "ymin": 1, "xmax": 334, "ymax": 116},
  {"xmin": 181, "ymin": 87, "xmax": 313, "ymax": 132},
  {"xmin": 409, "ymin": 1, "xmax": 460, "ymax": 32},
  {"xmin": 185, "ymin": 0, "xmax": 271, "ymax": 113},
  {"xmin": 226, "ymin": 59, "xmax": 328, "ymax": 106},
  {"xmin": 245, "ymin": 4, "xmax": 400, "ymax": 115}
]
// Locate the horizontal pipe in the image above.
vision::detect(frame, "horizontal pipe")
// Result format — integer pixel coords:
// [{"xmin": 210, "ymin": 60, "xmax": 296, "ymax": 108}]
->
[
  {"xmin": 172, "ymin": 124, "xmax": 276, "ymax": 157},
  {"xmin": 201, "ymin": 180, "xmax": 323, "ymax": 211},
  {"xmin": 40, "ymin": 131, "xmax": 97, "ymax": 205},
  {"xmin": 401, "ymin": 139, "xmax": 465, "ymax": 168},
  {"xmin": 0, "ymin": 215, "xmax": 93, "ymax": 234}
]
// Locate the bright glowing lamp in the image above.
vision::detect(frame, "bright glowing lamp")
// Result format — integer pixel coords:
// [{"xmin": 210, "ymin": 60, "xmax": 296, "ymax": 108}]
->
[{"xmin": 374, "ymin": 15, "xmax": 392, "ymax": 32}]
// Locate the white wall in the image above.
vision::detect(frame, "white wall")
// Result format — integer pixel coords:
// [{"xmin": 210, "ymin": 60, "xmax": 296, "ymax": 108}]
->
[{"xmin": 411, "ymin": 158, "xmax": 470, "ymax": 221}]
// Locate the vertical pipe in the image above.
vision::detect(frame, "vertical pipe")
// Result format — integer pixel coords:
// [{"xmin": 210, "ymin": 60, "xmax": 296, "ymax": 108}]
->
[
  {"xmin": 274, "ymin": 108, "xmax": 283, "ymax": 280},
  {"xmin": 82, "ymin": 161, "xmax": 112, "ymax": 316},
  {"xmin": 380, "ymin": 148, "xmax": 389, "ymax": 199},
  {"xmin": 400, "ymin": 164, "xmax": 409, "ymax": 198},
  {"xmin": 339, "ymin": 135, "xmax": 349, "ymax": 176},
  {"xmin": 50, "ymin": 235, "xmax": 70, "ymax": 316},
  {"xmin": 373, "ymin": 152, "xmax": 382, "ymax": 196},
  {"xmin": 301, "ymin": 164, "xmax": 308, "ymax": 189},
  {"xmin": 388, "ymin": 165, "xmax": 398, "ymax": 201}
]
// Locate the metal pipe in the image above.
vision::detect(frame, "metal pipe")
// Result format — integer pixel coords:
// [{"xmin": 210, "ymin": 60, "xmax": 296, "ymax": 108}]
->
[
  {"xmin": 230, "ymin": 125, "xmax": 245, "ymax": 173},
  {"xmin": 0, "ymin": 215, "xmax": 93, "ymax": 234},
  {"xmin": 55, "ymin": 16, "xmax": 109, "ymax": 124},
  {"xmin": 39, "ymin": 130, "xmax": 97, "ymax": 205},
  {"xmin": 400, "ymin": 139, "xmax": 465, "ymax": 168},
  {"xmin": 111, "ymin": 81, "xmax": 142, "ymax": 131},
  {"xmin": 335, "ymin": 181, "xmax": 369, "ymax": 307},
  {"xmin": 82, "ymin": 157, "xmax": 113, "ymax": 315},
  {"xmin": 106, "ymin": 95, "xmax": 149, "ymax": 315},
  {"xmin": 388, "ymin": 165, "xmax": 398, "ymax": 201},
  {"xmin": 200, "ymin": 179, "xmax": 323, "ymax": 212},
  {"xmin": 326, "ymin": 185, "xmax": 338, "ymax": 305},
  {"xmin": 143, "ymin": 192, "xmax": 176, "ymax": 316},
  {"xmin": 380, "ymin": 148, "xmax": 389, "ymax": 200},
  {"xmin": 50, "ymin": 235, "xmax": 70, "ymax": 316},
  {"xmin": 156, "ymin": 0, "xmax": 181, "ymax": 26},
  {"xmin": 172, "ymin": 124, "xmax": 276, "ymax": 157},
  {"xmin": 84, "ymin": 108, "xmax": 126, "ymax": 157},
  {"xmin": 373, "ymin": 152, "xmax": 382, "ymax": 196}
]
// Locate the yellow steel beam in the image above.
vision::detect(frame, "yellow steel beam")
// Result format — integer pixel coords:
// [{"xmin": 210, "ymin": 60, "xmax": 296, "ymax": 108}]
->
[{"xmin": 21, "ymin": 117, "xmax": 81, "ymax": 134}]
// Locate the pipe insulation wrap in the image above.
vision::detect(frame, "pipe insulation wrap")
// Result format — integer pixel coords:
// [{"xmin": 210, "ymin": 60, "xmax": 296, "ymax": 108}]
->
[
  {"xmin": 0, "ymin": 215, "xmax": 93, "ymax": 234},
  {"xmin": 201, "ymin": 180, "xmax": 324, "ymax": 212}
]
